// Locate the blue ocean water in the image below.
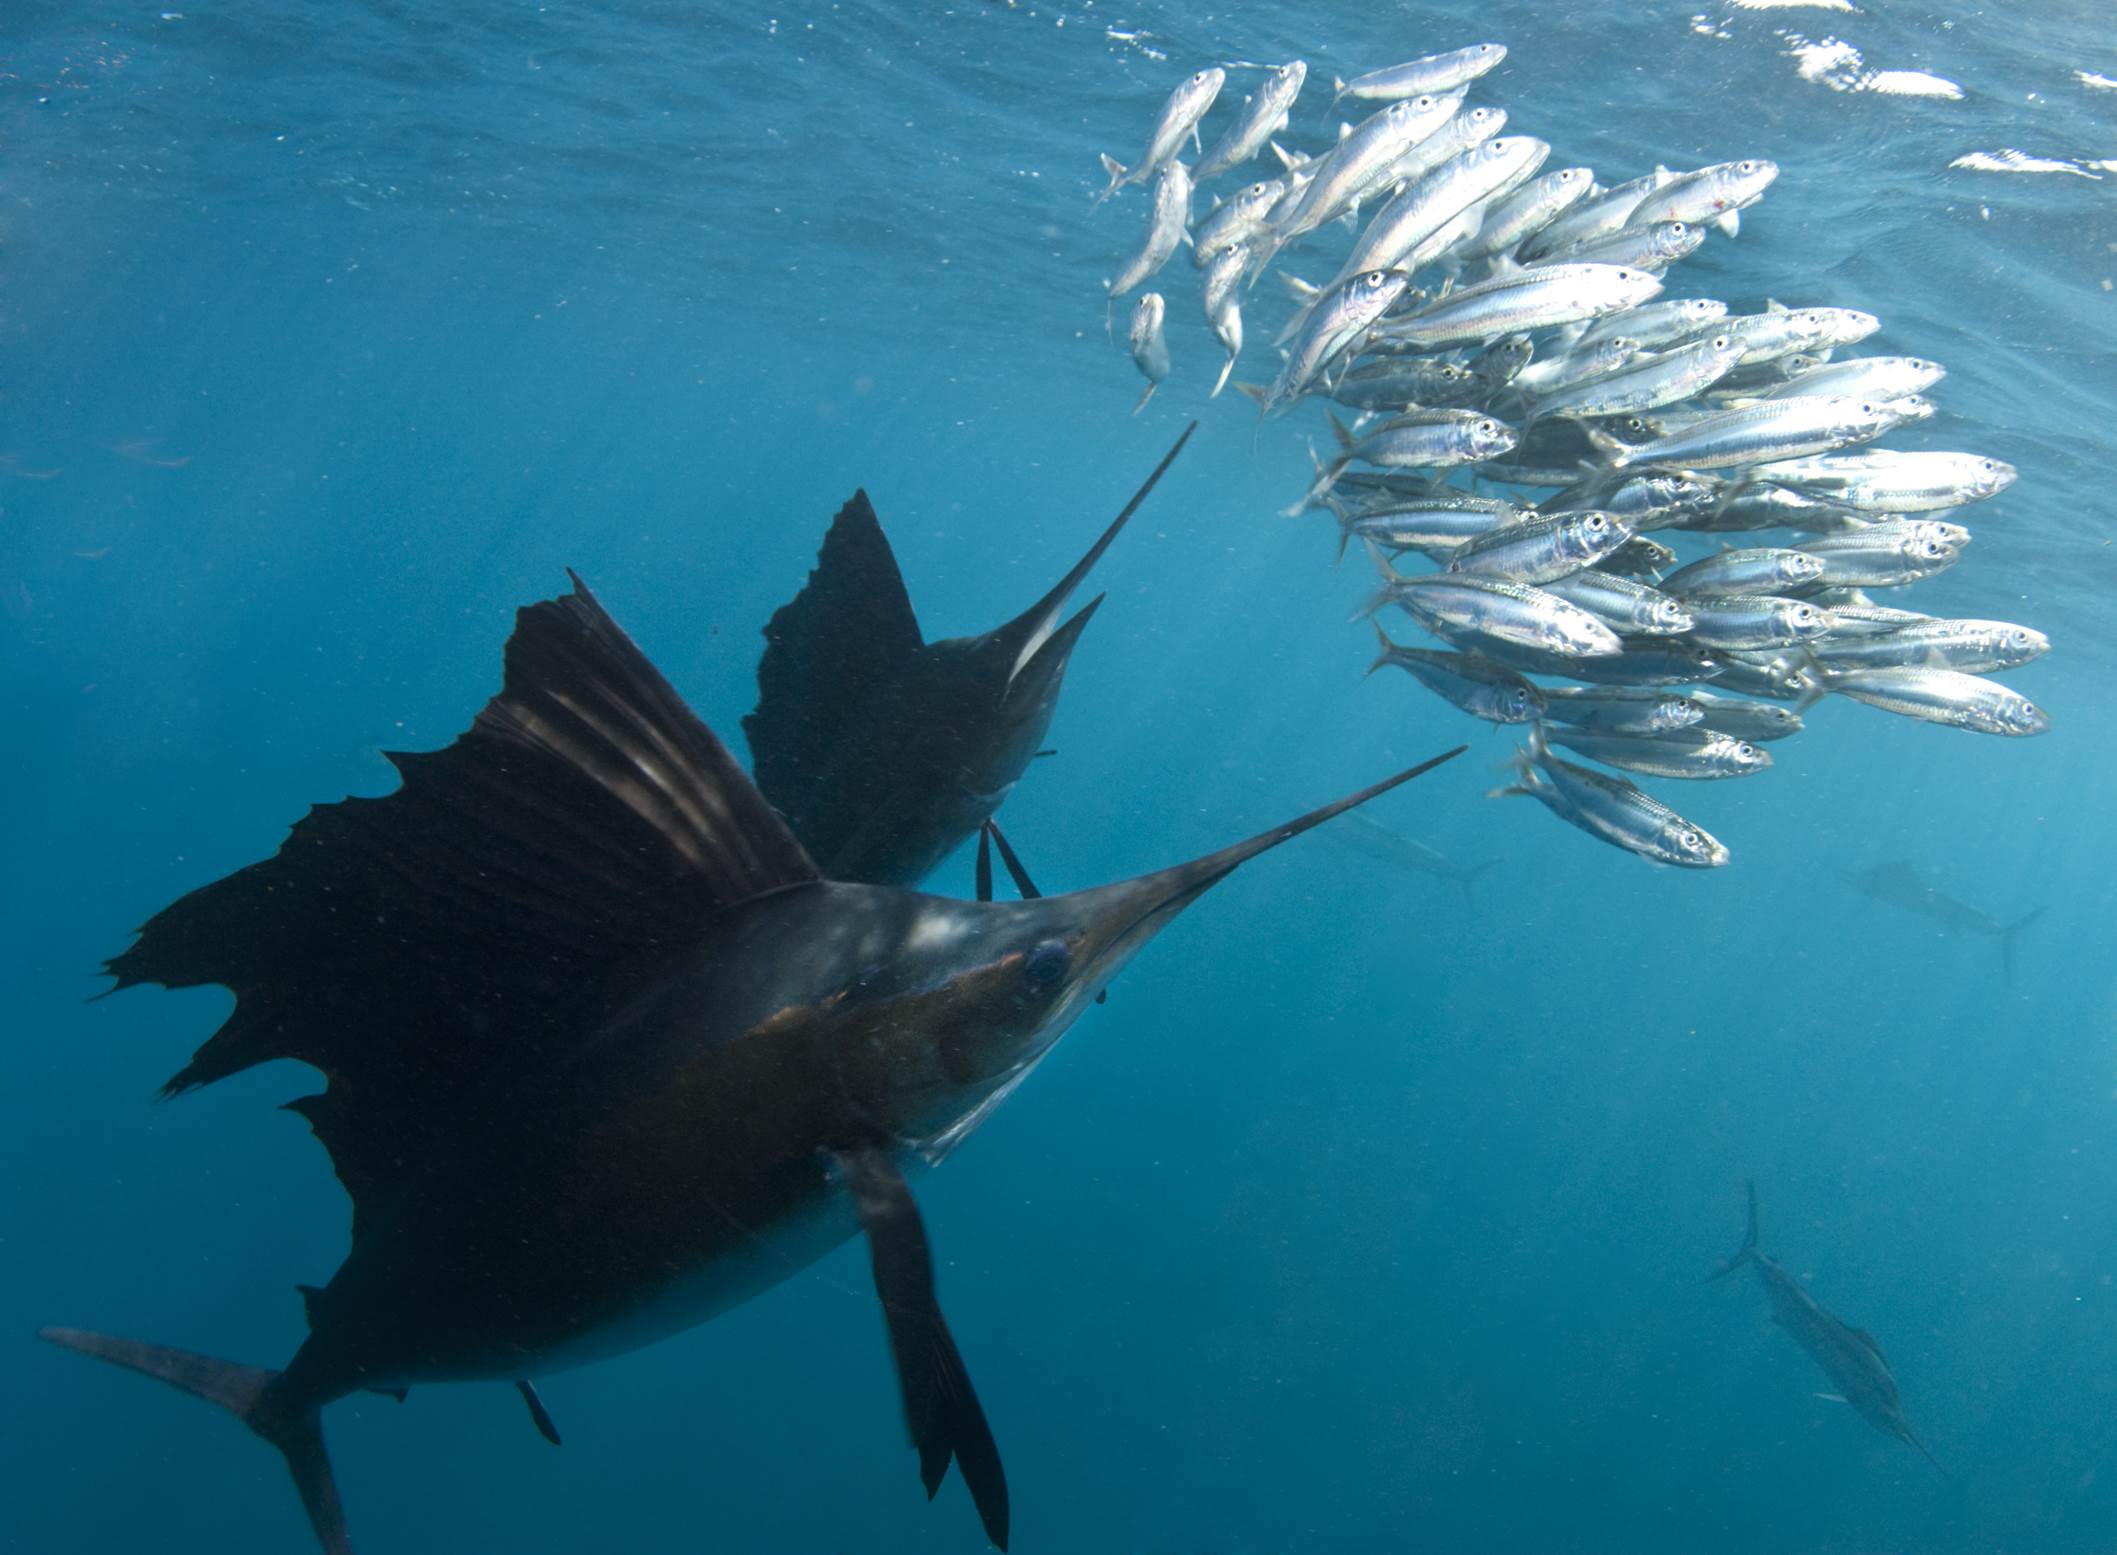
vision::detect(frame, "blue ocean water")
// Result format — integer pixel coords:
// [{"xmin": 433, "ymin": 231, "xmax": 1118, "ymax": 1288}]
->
[{"xmin": 3, "ymin": 1, "xmax": 2114, "ymax": 1550}]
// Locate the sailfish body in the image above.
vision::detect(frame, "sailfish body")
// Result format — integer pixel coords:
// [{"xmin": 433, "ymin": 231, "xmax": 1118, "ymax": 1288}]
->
[
  {"xmin": 45, "ymin": 570, "xmax": 1459, "ymax": 1553},
  {"xmin": 1712, "ymin": 1182, "xmax": 1942, "ymax": 1471},
  {"xmin": 745, "ymin": 426, "xmax": 1194, "ymax": 886}
]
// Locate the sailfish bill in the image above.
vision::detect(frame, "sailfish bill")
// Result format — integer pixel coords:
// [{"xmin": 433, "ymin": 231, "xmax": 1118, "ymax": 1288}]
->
[
  {"xmin": 45, "ymin": 570, "xmax": 1462, "ymax": 1553},
  {"xmin": 745, "ymin": 422, "xmax": 1198, "ymax": 888}
]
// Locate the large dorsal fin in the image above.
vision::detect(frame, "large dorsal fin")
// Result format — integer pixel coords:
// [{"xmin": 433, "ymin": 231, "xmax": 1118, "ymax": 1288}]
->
[
  {"xmin": 743, "ymin": 490, "xmax": 926, "ymax": 835},
  {"xmin": 105, "ymin": 575, "xmax": 818, "ymax": 1221}
]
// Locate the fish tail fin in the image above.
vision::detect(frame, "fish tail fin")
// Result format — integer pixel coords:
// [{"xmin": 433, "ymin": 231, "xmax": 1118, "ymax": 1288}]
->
[
  {"xmin": 1328, "ymin": 493, "xmax": 1357, "ymax": 563},
  {"xmin": 1365, "ymin": 619, "xmax": 1400, "ymax": 678},
  {"xmin": 1708, "ymin": 1180, "xmax": 1760, "ymax": 1282},
  {"xmin": 1093, "ymin": 153, "xmax": 1128, "ymax": 207},
  {"xmin": 1486, "ymin": 735, "xmax": 1540, "ymax": 800},
  {"xmin": 39, "ymin": 1327, "xmax": 351, "ymax": 1554},
  {"xmin": 1999, "ymin": 906, "xmax": 2047, "ymax": 985},
  {"xmin": 1211, "ymin": 352, "xmax": 1236, "ymax": 399},
  {"xmin": 1131, "ymin": 380, "xmax": 1158, "ymax": 416},
  {"xmin": 1326, "ymin": 410, "xmax": 1356, "ymax": 453}
]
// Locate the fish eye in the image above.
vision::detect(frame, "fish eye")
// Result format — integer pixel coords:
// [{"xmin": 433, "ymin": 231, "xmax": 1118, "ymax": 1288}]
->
[
  {"xmin": 1711, "ymin": 335, "xmax": 1731, "ymax": 348},
  {"xmin": 1737, "ymin": 160, "xmax": 1756, "ymax": 173},
  {"xmin": 1680, "ymin": 830, "xmax": 1701, "ymax": 848},
  {"xmin": 1586, "ymin": 514, "xmax": 1608, "ymax": 531},
  {"xmin": 1022, "ymin": 940, "xmax": 1070, "ymax": 993},
  {"xmin": 1738, "ymin": 743, "xmax": 1756, "ymax": 758}
]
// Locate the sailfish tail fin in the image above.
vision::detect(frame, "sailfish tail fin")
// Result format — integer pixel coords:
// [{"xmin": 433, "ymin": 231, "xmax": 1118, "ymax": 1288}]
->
[
  {"xmin": 1709, "ymin": 1180, "xmax": 1760, "ymax": 1281},
  {"xmin": 39, "ymin": 1327, "xmax": 351, "ymax": 1554}
]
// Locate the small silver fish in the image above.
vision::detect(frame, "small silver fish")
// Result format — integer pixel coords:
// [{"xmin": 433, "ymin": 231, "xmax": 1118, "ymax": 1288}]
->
[
  {"xmin": 1546, "ymin": 725, "xmax": 1772, "ymax": 779},
  {"xmin": 1681, "ymin": 689, "xmax": 1805, "ymax": 741},
  {"xmin": 1631, "ymin": 158, "xmax": 1780, "ymax": 235},
  {"xmin": 1196, "ymin": 62, "xmax": 1307, "ymax": 181},
  {"xmin": 1660, "ymin": 548, "xmax": 1827, "ymax": 596},
  {"xmin": 1825, "ymin": 668, "xmax": 2049, "ymax": 736},
  {"xmin": 1446, "ymin": 509, "xmax": 1634, "ymax": 585},
  {"xmin": 1127, "ymin": 292, "xmax": 1169, "ymax": 414},
  {"xmin": 1677, "ymin": 594, "xmax": 1834, "ymax": 649},
  {"xmin": 1379, "ymin": 263, "xmax": 1663, "ymax": 349},
  {"xmin": 1374, "ymin": 566, "xmax": 1624, "ymax": 658},
  {"xmin": 1107, "ymin": 161, "xmax": 1194, "ymax": 300},
  {"xmin": 1333, "ymin": 43, "xmax": 1506, "ymax": 104},
  {"xmin": 1366, "ymin": 624, "xmax": 1546, "ymax": 724},
  {"xmin": 1489, "ymin": 723, "xmax": 1730, "ymax": 867},
  {"xmin": 1097, "ymin": 68, "xmax": 1224, "ymax": 204}
]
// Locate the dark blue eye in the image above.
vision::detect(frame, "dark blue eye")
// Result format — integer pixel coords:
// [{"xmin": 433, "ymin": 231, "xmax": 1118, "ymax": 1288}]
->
[{"xmin": 1022, "ymin": 940, "xmax": 1070, "ymax": 992}]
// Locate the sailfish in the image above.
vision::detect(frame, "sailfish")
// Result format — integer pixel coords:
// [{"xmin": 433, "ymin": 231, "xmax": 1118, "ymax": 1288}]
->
[
  {"xmin": 1711, "ymin": 1181, "xmax": 1944, "ymax": 1473},
  {"xmin": 41, "ymin": 571, "xmax": 1462, "ymax": 1553},
  {"xmin": 744, "ymin": 424, "xmax": 1196, "ymax": 890}
]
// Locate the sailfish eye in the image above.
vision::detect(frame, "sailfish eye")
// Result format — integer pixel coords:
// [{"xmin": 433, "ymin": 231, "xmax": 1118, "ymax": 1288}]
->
[{"xmin": 1022, "ymin": 939, "xmax": 1071, "ymax": 992}]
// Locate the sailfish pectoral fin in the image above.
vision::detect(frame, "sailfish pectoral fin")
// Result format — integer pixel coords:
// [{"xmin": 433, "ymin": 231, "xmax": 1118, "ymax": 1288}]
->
[
  {"xmin": 835, "ymin": 1148, "xmax": 1009, "ymax": 1552},
  {"xmin": 516, "ymin": 1381, "xmax": 562, "ymax": 1447}
]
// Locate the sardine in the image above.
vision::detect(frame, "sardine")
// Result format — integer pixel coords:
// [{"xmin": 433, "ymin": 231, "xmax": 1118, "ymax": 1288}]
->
[
  {"xmin": 1107, "ymin": 161, "xmax": 1193, "ymax": 299},
  {"xmin": 1097, "ymin": 68, "xmax": 1223, "ymax": 204},
  {"xmin": 1127, "ymin": 292, "xmax": 1169, "ymax": 414},
  {"xmin": 1196, "ymin": 62, "xmax": 1307, "ymax": 181},
  {"xmin": 1546, "ymin": 725, "xmax": 1772, "ymax": 779},
  {"xmin": 1490, "ymin": 723, "xmax": 1731, "ymax": 866},
  {"xmin": 1333, "ymin": 43, "xmax": 1507, "ymax": 104},
  {"xmin": 1366, "ymin": 624, "xmax": 1546, "ymax": 723},
  {"xmin": 1825, "ymin": 668, "xmax": 2049, "ymax": 736}
]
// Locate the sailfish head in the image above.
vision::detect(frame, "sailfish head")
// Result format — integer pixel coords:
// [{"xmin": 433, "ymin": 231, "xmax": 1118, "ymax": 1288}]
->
[
  {"xmin": 828, "ymin": 745, "xmax": 1465, "ymax": 1156},
  {"xmin": 948, "ymin": 423, "xmax": 1198, "ymax": 788}
]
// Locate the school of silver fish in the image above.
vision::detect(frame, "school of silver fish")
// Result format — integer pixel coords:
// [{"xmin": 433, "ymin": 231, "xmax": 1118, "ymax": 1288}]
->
[{"xmin": 1095, "ymin": 41, "xmax": 2050, "ymax": 869}]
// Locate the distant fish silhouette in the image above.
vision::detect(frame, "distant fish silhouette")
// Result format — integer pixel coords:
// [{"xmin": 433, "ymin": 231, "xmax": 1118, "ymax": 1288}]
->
[
  {"xmin": 1712, "ymin": 1182, "xmax": 1945, "ymax": 1474},
  {"xmin": 112, "ymin": 437, "xmax": 192, "ymax": 468},
  {"xmin": 1322, "ymin": 809, "xmax": 1501, "ymax": 908},
  {"xmin": 1846, "ymin": 860, "xmax": 2044, "ymax": 982}
]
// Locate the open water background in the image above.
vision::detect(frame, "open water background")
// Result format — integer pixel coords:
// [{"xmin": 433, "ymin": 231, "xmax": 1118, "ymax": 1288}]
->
[{"xmin": 3, "ymin": 2, "xmax": 2115, "ymax": 1550}]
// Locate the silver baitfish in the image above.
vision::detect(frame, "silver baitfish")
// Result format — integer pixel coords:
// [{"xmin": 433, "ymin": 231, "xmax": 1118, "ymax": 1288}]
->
[
  {"xmin": 1193, "ymin": 178, "xmax": 1287, "ymax": 261},
  {"xmin": 1106, "ymin": 161, "xmax": 1194, "ymax": 300},
  {"xmin": 1523, "ymin": 333, "xmax": 1744, "ymax": 422},
  {"xmin": 1545, "ymin": 725, "xmax": 1773, "ymax": 779},
  {"xmin": 1680, "ymin": 689, "xmax": 1805, "ymax": 740},
  {"xmin": 1542, "ymin": 685, "xmax": 1706, "ymax": 734},
  {"xmin": 1196, "ymin": 62, "xmax": 1307, "ymax": 181},
  {"xmin": 1631, "ymin": 158, "xmax": 1780, "ymax": 235},
  {"xmin": 1456, "ymin": 166, "xmax": 1595, "ymax": 264},
  {"xmin": 1259, "ymin": 93, "xmax": 1462, "ymax": 260},
  {"xmin": 1371, "ymin": 566, "xmax": 1625, "ymax": 658},
  {"xmin": 1248, "ymin": 268, "xmax": 1412, "ymax": 416},
  {"xmin": 1328, "ymin": 134, "xmax": 1550, "ymax": 287},
  {"xmin": 1759, "ymin": 355, "xmax": 1945, "ymax": 403},
  {"xmin": 1578, "ymin": 296, "xmax": 1727, "ymax": 351},
  {"xmin": 1379, "ymin": 263, "xmax": 1663, "ymax": 349},
  {"xmin": 1322, "ymin": 486, "xmax": 1528, "ymax": 562},
  {"xmin": 1200, "ymin": 242, "xmax": 1248, "ymax": 398},
  {"xmin": 1677, "ymin": 594, "xmax": 1834, "ymax": 649},
  {"xmin": 1660, "ymin": 548, "xmax": 1826, "ymax": 596},
  {"xmin": 1097, "ymin": 68, "xmax": 1224, "ymax": 204},
  {"xmin": 1759, "ymin": 450, "xmax": 2017, "ymax": 512},
  {"xmin": 1489, "ymin": 723, "xmax": 1731, "ymax": 867},
  {"xmin": 1824, "ymin": 668, "xmax": 2050, "ymax": 736},
  {"xmin": 1798, "ymin": 524, "xmax": 1961, "ymax": 587},
  {"xmin": 1603, "ymin": 395, "xmax": 1903, "ymax": 470},
  {"xmin": 1127, "ymin": 292, "xmax": 1170, "ymax": 414},
  {"xmin": 1540, "ymin": 569, "xmax": 1694, "ymax": 635},
  {"xmin": 1529, "ymin": 219, "xmax": 1704, "ymax": 274},
  {"xmin": 1366, "ymin": 624, "xmax": 1546, "ymax": 724},
  {"xmin": 1446, "ymin": 509, "xmax": 1635, "ymax": 585},
  {"xmin": 1333, "ymin": 43, "xmax": 1506, "ymax": 104},
  {"xmin": 1811, "ymin": 619, "xmax": 2050, "ymax": 675}
]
